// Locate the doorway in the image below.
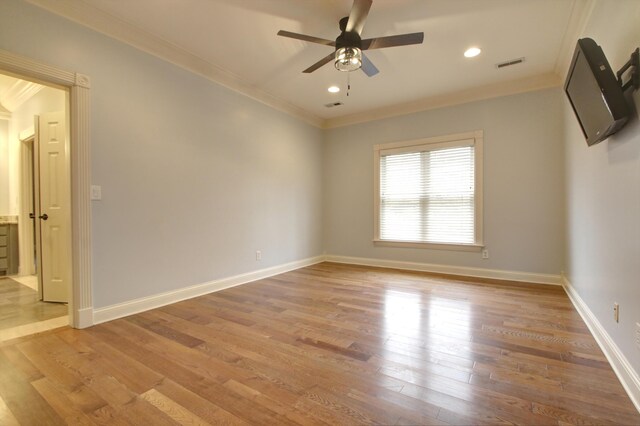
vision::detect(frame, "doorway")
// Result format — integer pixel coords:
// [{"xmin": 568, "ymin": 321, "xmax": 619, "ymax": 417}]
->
[
  {"xmin": 0, "ymin": 72, "xmax": 70, "ymax": 340},
  {"xmin": 0, "ymin": 47, "xmax": 94, "ymax": 331}
]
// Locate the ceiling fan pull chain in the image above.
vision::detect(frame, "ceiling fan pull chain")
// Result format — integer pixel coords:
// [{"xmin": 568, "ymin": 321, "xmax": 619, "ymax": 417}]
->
[{"xmin": 347, "ymin": 72, "xmax": 351, "ymax": 97}]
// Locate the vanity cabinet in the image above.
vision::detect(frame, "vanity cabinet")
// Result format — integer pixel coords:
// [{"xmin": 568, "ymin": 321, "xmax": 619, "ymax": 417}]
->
[{"xmin": 0, "ymin": 223, "xmax": 18, "ymax": 276}]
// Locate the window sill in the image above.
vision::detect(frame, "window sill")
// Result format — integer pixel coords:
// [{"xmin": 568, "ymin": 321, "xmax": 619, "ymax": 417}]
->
[{"xmin": 373, "ymin": 239, "xmax": 484, "ymax": 252}]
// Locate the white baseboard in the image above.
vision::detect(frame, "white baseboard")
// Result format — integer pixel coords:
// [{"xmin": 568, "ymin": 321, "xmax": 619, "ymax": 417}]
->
[
  {"xmin": 92, "ymin": 255, "xmax": 325, "ymax": 325},
  {"xmin": 89, "ymin": 254, "xmax": 561, "ymax": 327},
  {"xmin": 325, "ymin": 255, "xmax": 562, "ymax": 285},
  {"xmin": 74, "ymin": 307, "xmax": 94, "ymax": 329},
  {"xmin": 562, "ymin": 276, "xmax": 640, "ymax": 413},
  {"xmin": 85, "ymin": 254, "xmax": 640, "ymax": 412}
]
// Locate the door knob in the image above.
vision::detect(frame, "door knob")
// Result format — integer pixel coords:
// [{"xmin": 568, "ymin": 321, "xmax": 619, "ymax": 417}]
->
[
  {"xmin": 29, "ymin": 213, "xmax": 35, "ymax": 219},
  {"xmin": 39, "ymin": 214, "xmax": 49, "ymax": 220}
]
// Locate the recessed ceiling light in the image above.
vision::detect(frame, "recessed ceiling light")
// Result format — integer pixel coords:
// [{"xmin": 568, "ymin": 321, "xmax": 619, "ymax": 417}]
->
[
  {"xmin": 328, "ymin": 86, "xmax": 340, "ymax": 93},
  {"xmin": 464, "ymin": 47, "xmax": 482, "ymax": 58}
]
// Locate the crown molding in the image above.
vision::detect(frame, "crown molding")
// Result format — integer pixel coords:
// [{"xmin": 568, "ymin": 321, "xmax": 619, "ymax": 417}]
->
[
  {"xmin": 553, "ymin": 0, "xmax": 597, "ymax": 79},
  {"xmin": 0, "ymin": 78, "xmax": 43, "ymax": 111},
  {"xmin": 323, "ymin": 72, "xmax": 562, "ymax": 129},
  {"xmin": 24, "ymin": 0, "xmax": 577, "ymax": 132},
  {"xmin": 24, "ymin": 0, "xmax": 325, "ymax": 128},
  {"xmin": 0, "ymin": 103, "xmax": 10, "ymax": 120}
]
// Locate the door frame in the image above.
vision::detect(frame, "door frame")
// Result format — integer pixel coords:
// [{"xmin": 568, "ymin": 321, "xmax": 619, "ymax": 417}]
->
[
  {"xmin": 0, "ymin": 48, "xmax": 93, "ymax": 328},
  {"xmin": 18, "ymin": 131, "xmax": 37, "ymax": 291}
]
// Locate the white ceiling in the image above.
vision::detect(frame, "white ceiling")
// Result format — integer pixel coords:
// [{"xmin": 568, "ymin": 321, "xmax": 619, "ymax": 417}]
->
[
  {"xmin": 0, "ymin": 74, "xmax": 44, "ymax": 113},
  {"xmin": 26, "ymin": 0, "xmax": 588, "ymax": 127},
  {"xmin": 0, "ymin": 74, "xmax": 19, "ymax": 94}
]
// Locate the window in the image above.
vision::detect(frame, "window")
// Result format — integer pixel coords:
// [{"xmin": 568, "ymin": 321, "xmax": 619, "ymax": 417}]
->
[{"xmin": 374, "ymin": 131, "xmax": 483, "ymax": 251}]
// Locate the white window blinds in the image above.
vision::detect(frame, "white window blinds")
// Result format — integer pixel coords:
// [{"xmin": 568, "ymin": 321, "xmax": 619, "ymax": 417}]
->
[{"xmin": 379, "ymin": 144, "xmax": 475, "ymax": 245}]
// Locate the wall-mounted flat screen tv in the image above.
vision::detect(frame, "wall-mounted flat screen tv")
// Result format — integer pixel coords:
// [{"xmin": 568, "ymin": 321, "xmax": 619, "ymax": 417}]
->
[{"xmin": 564, "ymin": 38, "xmax": 630, "ymax": 146}]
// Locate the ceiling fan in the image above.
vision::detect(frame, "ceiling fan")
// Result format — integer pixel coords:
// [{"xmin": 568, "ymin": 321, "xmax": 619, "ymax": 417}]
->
[{"xmin": 277, "ymin": 0, "xmax": 424, "ymax": 77}]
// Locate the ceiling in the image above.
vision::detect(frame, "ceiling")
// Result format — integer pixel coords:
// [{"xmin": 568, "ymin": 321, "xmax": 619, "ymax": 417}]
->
[
  {"xmin": 25, "ymin": 0, "xmax": 590, "ymax": 127},
  {"xmin": 0, "ymin": 74, "xmax": 44, "ymax": 114}
]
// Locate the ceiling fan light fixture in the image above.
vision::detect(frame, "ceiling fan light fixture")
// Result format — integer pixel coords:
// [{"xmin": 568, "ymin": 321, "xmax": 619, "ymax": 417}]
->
[{"xmin": 335, "ymin": 47, "xmax": 362, "ymax": 72}]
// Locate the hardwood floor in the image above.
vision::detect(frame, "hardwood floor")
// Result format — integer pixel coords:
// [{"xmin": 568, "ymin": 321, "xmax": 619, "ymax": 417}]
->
[
  {"xmin": 0, "ymin": 262, "xmax": 638, "ymax": 425},
  {"xmin": 0, "ymin": 277, "xmax": 67, "ymax": 330}
]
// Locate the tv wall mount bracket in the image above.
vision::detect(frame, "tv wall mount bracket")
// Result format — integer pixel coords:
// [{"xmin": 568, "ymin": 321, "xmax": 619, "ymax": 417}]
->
[{"xmin": 616, "ymin": 47, "xmax": 639, "ymax": 92}]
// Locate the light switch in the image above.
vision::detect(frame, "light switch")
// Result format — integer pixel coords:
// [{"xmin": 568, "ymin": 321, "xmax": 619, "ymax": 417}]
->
[{"xmin": 91, "ymin": 185, "xmax": 102, "ymax": 201}]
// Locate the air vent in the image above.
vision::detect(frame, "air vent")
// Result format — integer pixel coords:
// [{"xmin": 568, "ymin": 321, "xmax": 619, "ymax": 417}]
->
[
  {"xmin": 496, "ymin": 57, "xmax": 525, "ymax": 69},
  {"xmin": 325, "ymin": 102, "xmax": 343, "ymax": 108}
]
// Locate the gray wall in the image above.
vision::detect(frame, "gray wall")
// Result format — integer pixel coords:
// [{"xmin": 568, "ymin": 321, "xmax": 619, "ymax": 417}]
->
[
  {"xmin": 0, "ymin": 0, "xmax": 324, "ymax": 308},
  {"xmin": 2, "ymin": 2, "xmax": 636, "ymax": 385},
  {"xmin": 564, "ymin": 0, "xmax": 640, "ymax": 374},
  {"xmin": 9, "ymin": 86, "xmax": 65, "ymax": 134},
  {"xmin": 324, "ymin": 88, "xmax": 566, "ymax": 275}
]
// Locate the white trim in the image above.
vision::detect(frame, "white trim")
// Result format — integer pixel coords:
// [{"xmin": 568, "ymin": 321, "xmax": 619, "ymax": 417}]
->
[
  {"xmin": 324, "ymin": 73, "xmax": 562, "ymax": 129},
  {"xmin": 374, "ymin": 131, "xmax": 483, "ymax": 152},
  {"xmin": 0, "ymin": 49, "xmax": 76, "ymax": 87},
  {"xmin": 92, "ymin": 256, "xmax": 325, "ymax": 325},
  {"xmin": 325, "ymin": 255, "xmax": 562, "ymax": 285},
  {"xmin": 70, "ymin": 75, "xmax": 93, "ymax": 327},
  {"xmin": 75, "ymin": 307, "xmax": 94, "ymax": 329},
  {"xmin": 379, "ymin": 139, "xmax": 475, "ymax": 157},
  {"xmin": 0, "ymin": 79, "xmax": 43, "ymax": 112},
  {"xmin": 0, "ymin": 103, "xmax": 11, "ymax": 120},
  {"xmin": 374, "ymin": 131, "xmax": 484, "ymax": 249},
  {"xmin": 373, "ymin": 240, "xmax": 483, "ymax": 252},
  {"xmin": 0, "ymin": 48, "xmax": 93, "ymax": 329},
  {"xmin": 24, "ymin": 1, "xmax": 569, "ymax": 130},
  {"xmin": 18, "ymin": 137, "xmax": 36, "ymax": 278},
  {"xmin": 553, "ymin": 0, "xmax": 597, "ymax": 79},
  {"xmin": 24, "ymin": 0, "xmax": 323, "ymax": 128},
  {"xmin": 88, "ymin": 252, "xmax": 564, "ymax": 325},
  {"xmin": 562, "ymin": 275, "xmax": 640, "ymax": 413},
  {"xmin": 18, "ymin": 127, "xmax": 35, "ymax": 142}
]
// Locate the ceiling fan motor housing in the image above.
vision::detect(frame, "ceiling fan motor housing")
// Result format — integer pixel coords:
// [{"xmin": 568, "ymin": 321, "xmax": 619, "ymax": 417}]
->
[
  {"xmin": 336, "ymin": 17, "xmax": 362, "ymax": 50},
  {"xmin": 335, "ymin": 31, "xmax": 362, "ymax": 50}
]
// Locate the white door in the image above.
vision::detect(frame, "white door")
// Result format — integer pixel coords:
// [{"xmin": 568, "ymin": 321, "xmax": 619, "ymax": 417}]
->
[{"xmin": 37, "ymin": 112, "xmax": 71, "ymax": 303}]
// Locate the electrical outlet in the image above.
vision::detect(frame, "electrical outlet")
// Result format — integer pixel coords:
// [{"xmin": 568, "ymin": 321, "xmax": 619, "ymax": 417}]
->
[
  {"xmin": 635, "ymin": 323, "xmax": 640, "ymax": 350},
  {"xmin": 613, "ymin": 303, "xmax": 619, "ymax": 323},
  {"xmin": 482, "ymin": 249, "xmax": 489, "ymax": 259},
  {"xmin": 256, "ymin": 250, "xmax": 262, "ymax": 261}
]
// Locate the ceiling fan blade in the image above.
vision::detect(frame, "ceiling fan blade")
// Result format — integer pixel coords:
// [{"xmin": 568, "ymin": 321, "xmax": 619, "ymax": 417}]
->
[
  {"xmin": 361, "ymin": 53, "xmax": 379, "ymax": 77},
  {"xmin": 303, "ymin": 52, "xmax": 336, "ymax": 73},
  {"xmin": 277, "ymin": 30, "xmax": 335, "ymax": 46},
  {"xmin": 361, "ymin": 32, "xmax": 424, "ymax": 50},
  {"xmin": 345, "ymin": 0, "xmax": 372, "ymax": 35}
]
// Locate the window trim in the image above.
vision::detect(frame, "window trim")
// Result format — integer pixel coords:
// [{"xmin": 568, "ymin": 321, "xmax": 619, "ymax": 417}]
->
[{"xmin": 373, "ymin": 130, "xmax": 484, "ymax": 251}]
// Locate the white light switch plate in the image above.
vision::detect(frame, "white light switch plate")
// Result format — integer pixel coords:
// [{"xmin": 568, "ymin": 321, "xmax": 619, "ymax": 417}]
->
[{"xmin": 91, "ymin": 185, "xmax": 102, "ymax": 200}]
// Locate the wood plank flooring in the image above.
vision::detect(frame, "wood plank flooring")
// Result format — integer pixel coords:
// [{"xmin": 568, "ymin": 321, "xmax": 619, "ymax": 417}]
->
[
  {"xmin": 0, "ymin": 277, "xmax": 67, "ymax": 330},
  {"xmin": 0, "ymin": 262, "xmax": 638, "ymax": 425}
]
